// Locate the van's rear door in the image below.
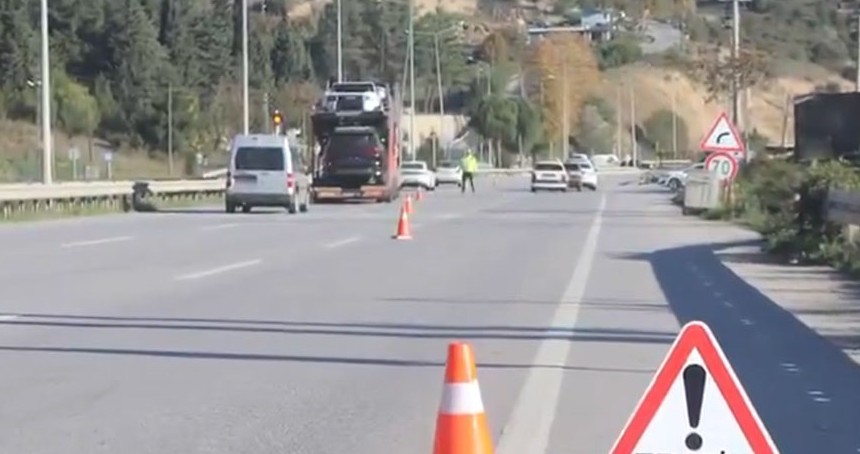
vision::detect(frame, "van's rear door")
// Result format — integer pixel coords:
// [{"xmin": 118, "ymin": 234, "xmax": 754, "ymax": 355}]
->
[{"xmin": 233, "ymin": 146, "xmax": 286, "ymax": 194}]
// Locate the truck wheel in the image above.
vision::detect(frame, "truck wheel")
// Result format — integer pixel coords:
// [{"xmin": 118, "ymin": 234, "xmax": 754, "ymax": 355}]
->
[
  {"xmin": 226, "ymin": 202, "xmax": 237, "ymax": 213},
  {"xmin": 241, "ymin": 205, "xmax": 252, "ymax": 213}
]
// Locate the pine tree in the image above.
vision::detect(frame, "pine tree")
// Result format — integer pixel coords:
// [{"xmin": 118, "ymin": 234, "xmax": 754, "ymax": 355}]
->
[
  {"xmin": 0, "ymin": 1, "xmax": 37, "ymax": 93},
  {"xmin": 272, "ymin": 19, "xmax": 312, "ymax": 84},
  {"xmin": 104, "ymin": 0, "xmax": 168, "ymax": 146}
]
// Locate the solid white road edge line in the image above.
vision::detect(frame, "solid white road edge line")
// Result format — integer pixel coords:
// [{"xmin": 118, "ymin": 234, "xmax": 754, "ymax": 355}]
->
[
  {"xmin": 60, "ymin": 236, "xmax": 133, "ymax": 248},
  {"xmin": 174, "ymin": 259, "xmax": 262, "ymax": 281},
  {"xmin": 0, "ymin": 315, "xmax": 20, "ymax": 321},
  {"xmin": 495, "ymin": 193, "xmax": 607, "ymax": 454}
]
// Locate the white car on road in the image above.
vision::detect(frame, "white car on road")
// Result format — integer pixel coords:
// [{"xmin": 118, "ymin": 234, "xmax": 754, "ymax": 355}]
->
[
  {"xmin": 575, "ymin": 160, "xmax": 598, "ymax": 190},
  {"xmin": 434, "ymin": 160, "xmax": 463, "ymax": 186},
  {"xmin": 531, "ymin": 160, "xmax": 569, "ymax": 192},
  {"xmin": 399, "ymin": 161, "xmax": 437, "ymax": 190}
]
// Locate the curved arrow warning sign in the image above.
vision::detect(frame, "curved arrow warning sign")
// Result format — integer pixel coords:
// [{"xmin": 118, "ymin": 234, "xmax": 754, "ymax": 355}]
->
[
  {"xmin": 700, "ymin": 112, "xmax": 745, "ymax": 153},
  {"xmin": 610, "ymin": 321, "xmax": 779, "ymax": 454}
]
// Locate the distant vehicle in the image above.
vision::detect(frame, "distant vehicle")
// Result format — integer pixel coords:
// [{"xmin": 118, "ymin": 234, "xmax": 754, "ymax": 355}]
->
[
  {"xmin": 562, "ymin": 161, "xmax": 584, "ymax": 191},
  {"xmin": 399, "ymin": 160, "xmax": 437, "ymax": 190},
  {"xmin": 435, "ymin": 160, "xmax": 463, "ymax": 186},
  {"xmin": 225, "ymin": 134, "xmax": 311, "ymax": 214},
  {"xmin": 310, "ymin": 83, "xmax": 401, "ymax": 203},
  {"xmin": 574, "ymin": 160, "xmax": 599, "ymax": 190},
  {"xmin": 320, "ymin": 81, "xmax": 389, "ymax": 113},
  {"xmin": 531, "ymin": 160, "xmax": 569, "ymax": 192},
  {"xmin": 568, "ymin": 153, "xmax": 593, "ymax": 165}
]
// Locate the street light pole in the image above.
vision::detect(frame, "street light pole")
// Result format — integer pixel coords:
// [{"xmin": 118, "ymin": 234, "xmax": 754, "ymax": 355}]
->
[
  {"xmin": 561, "ymin": 59, "xmax": 569, "ymax": 160},
  {"xmin": 168, "ymin": 84, "xmax": 174, "ymax": 176},
  {"xmin": 408, "ymin": 0, "xmax": 416, "ymax": 161},
  {"xmin": 241, "ymin": 0, "xmax": 249, "ymax": 134},
  {"xmin": 433, "ymin": 33, "xmax": 444, "ymax": 168},
  {"xmin": 40, "ymin": 0, "xmax": 53, "ymax": 184},
  {"xmin": 337, "ymin": 0, "xmax": 343, "ymax": 82},
  {"xmin": 731, "ymin": 0, "xmax": 740, "ymax": 131}
]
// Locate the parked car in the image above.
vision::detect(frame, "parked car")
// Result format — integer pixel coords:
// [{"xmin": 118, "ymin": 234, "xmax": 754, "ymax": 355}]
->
[
  {"xmin": 399, "ymin": 160, "xmax": 437, "ymax": 190},
  {"xmin": 661, "ymin": 163, "xmax": 704, "ymax": 191},
  {"xmin": 531, "ymin": 160, "xmax": 569, "ymax": 192}
]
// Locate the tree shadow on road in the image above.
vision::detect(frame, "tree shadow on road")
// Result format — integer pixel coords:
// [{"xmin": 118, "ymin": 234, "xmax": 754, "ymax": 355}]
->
[
  {"xmin": 0, "ymin": 315, "xmax": 676, "ymax": 343},
  {"xmin": 618, "ymin": 239, "xmax": 860, "ymax": 453},
  {"xmin": 0, "ymin": 313, "xmax": 674, "ymax": 374}
]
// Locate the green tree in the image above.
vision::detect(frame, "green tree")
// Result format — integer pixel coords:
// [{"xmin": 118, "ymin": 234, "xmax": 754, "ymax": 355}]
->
[
  {"xmin": 104, "ymin": 0, "xmax": 169, "ymax": 147},
  {"xmin": 643, "ymin": 108, "xmax": 689, "ymax": 156},
  {"xmin": 272, "ymin": 19, "xmax": 313, "ymax": 84}
]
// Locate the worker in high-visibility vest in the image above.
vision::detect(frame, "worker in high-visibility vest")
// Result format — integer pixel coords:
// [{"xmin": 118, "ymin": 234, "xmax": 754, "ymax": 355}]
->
[{"xmin": 460, "ymin": 149, "xmax": 478, "ymax": 194}]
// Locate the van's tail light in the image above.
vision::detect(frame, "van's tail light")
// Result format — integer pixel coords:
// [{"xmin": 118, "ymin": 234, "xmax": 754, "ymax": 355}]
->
[
  {"xmin": 286, "ymin": 172, "xmax": 295, "ymax": 189},
  {"xmin": 226, "ymin": 171, "xmax": 233, "ymax": 189}
]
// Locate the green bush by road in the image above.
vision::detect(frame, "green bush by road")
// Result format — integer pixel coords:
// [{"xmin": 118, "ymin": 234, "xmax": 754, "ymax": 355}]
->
[{"xmin": 706, "ymin": 158, "xmax": 860, "ymax": 273}]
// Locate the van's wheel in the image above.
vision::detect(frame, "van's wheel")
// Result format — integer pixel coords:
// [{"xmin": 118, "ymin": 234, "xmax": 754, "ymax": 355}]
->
[{"xmin": 241, "ymin": 205, "xmax": 252, "ymax": 213}]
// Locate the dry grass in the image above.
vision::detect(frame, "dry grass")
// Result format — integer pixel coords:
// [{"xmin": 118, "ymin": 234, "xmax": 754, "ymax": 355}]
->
[
  {"xmin": 594, "ymin": 61, "xmax": 852, "ymax": 151},
  {"xmin": 0, "ymin": 119, "xmax": 173, "ymax": 182}
]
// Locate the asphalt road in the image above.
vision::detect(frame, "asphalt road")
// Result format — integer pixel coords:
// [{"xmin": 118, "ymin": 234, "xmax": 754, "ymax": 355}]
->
[{"xmin": 0, "ymin": 175, "xmax": 859, "ymax": 453}]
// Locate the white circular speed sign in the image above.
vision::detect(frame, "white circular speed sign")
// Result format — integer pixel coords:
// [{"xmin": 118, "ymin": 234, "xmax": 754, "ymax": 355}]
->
[{"xmin": 704, "ymin": 151, "xmax": 738, "ymax": 181}]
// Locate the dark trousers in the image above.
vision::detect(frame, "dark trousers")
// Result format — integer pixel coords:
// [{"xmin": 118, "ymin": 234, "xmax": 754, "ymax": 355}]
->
[{"xmin": 461, "ymin": 172, "xmax": 475, "ymax": 193}]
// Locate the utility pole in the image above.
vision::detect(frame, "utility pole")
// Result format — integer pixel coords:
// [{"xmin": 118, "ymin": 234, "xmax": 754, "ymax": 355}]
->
[
  {"xmin": 241, "ymin": 0, "xmax": 249, "ymax": 134},
  {"xmin": 629, "ymin": 84, "xmax": 638, "ymax": 166},
  {"xmin": 615, "ymin": 87, "xmax": 622, "ymax": 159},
  {"xmin": 408, "ymin": 0, "xmax": 416, "ymax": 161},
  {"xmin": 168, "ymin": 84, "xmax": 174, "ymax": 176},
  {"xmin": 433, "ymin": 32, "xmax": 444, "ymax": 168},
  {"xmin": 731, "ymin": 0, "xmax": 741, "ymax": 134},
  {"xmin": 561, "ymin": 60, "xmax": 569, "ymax": 160},
  {"xmin": 263, "ymin": 91, "xmax": 270, "ymax": 133},
  {"xmin": 671, "ymin": 82, "xmax": 678, "ymax": 158},
  {"xmin": 337, "ymin": 0, "xmax": 343, "ymax": 82},
  {"xmin": 40, "ymin": 0, "xmax": 53, "ymax": 184}
]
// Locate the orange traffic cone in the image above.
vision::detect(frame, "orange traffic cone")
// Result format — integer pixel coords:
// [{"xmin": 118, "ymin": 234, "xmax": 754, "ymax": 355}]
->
[
  {"xmin": 392, "ymin": 203, "xmax": 413, "ymax": 240},
  {"xmin": 404, "ymin": 194, "xmax": 414, "ymax": 214},
  {"xmin": 433, "ymin": 342, "xmax": 494, "ymax": 454},
  {"xmin": 416, "ymin": 187, "xmax": 425, "ymax": 201}
]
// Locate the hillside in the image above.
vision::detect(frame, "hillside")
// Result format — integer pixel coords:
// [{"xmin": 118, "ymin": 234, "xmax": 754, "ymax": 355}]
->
[{"xmin": 594, "ymin": 61, "xmax": 852, "ymax": 152}]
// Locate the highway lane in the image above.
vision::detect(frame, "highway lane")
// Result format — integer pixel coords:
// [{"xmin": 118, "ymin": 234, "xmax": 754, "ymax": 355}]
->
[{"xmin": 0, "ymin": 176, "xmax": 859, "ymax": 453}]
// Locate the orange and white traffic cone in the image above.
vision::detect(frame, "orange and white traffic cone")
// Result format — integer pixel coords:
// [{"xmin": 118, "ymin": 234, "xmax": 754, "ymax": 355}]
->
[
  {"xmin": 392, "ymin": 203, "xmax": 413, "ymax": 240},
  {"xmin": 416, "ymin": 187, "xmax": 424, "ymax": 201},
  {"xmin": 404, "ymin": 194, "xmax": 414, "ymax": 215},
  {"xmin": 433, "ymin": 342, "xmax": 494, "ymax": 454}
]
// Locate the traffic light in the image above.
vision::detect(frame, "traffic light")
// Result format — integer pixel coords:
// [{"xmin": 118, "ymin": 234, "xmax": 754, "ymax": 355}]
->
[{"xmin": 272, "ymin": 109, "xmax": 283, "ymax": 128}]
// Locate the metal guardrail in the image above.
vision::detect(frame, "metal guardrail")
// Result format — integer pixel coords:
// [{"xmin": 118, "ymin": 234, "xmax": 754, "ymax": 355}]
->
[{"xmin": 0, "ymin": 179, "xmax": 226, "ymax": 219}]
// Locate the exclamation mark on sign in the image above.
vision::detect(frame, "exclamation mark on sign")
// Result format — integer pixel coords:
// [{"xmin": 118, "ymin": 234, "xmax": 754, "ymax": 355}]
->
[{"xmin": 683, "ymin": 364, "xmax": 706, "ymax": 451}]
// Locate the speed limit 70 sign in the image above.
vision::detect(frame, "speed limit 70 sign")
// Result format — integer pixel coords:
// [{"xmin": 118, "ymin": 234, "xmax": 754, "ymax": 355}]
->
[{"xmin": 704, "ymin": 151, "xmax": 738, "ymax": 181}]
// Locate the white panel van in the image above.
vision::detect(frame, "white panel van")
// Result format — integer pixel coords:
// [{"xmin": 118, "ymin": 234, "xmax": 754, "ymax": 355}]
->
[{"xmin": 225, "ymin": 134, "xmax": 311, "ymax": 214}]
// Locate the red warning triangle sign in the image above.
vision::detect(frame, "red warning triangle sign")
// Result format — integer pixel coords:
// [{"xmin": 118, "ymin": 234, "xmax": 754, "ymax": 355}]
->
[
  {"xmin": 610, "ymin": 321, "xmax": 779, "ymax": 454},
  {"xmin": 699, "ymin": 112, "xmax": 745, "ymax": 153}
]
